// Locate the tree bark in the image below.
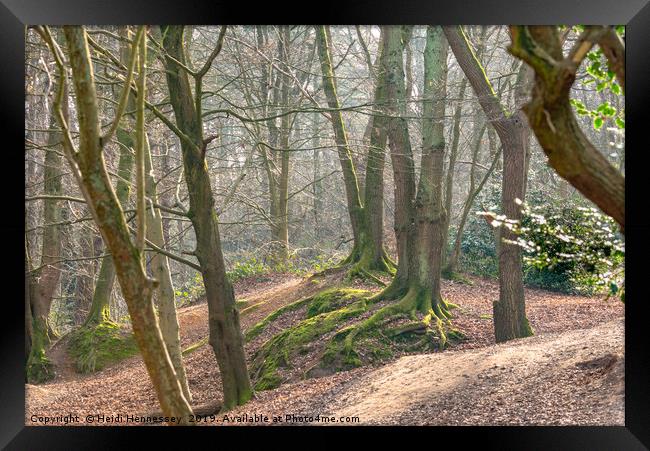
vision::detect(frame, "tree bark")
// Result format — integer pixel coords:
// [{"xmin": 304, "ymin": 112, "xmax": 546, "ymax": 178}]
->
[
  {"xmin": 316, "ymin": 25, "xmax": 393, "ymax": 275},
  {"xmin": 26, "ymin": 74, "xmax": 69, "ymax": 383},
  {"xmin": 445, "ymin": 25, "xmax": 532, "ymax": 342},
  {"xmin": 55, "ymin": 25, "xmax": 193, "ymax": 423},
  {"xmin": 343, "ymin": 26, "xmax": 454, "ymax": 351},
  {"xmin": 509, "ymin": 26, "xmax": 624, "ymax": 232},
  {"xmin": 85, "ymin": 30, "xmax": 137, "ymax": 325},
  {"xmin": 144, "ymin": 132, "xmax": 192, "ymax": 402},
  {"xmin": 161, "ymin": 25, "xmax": 252, "ymax": 410}
]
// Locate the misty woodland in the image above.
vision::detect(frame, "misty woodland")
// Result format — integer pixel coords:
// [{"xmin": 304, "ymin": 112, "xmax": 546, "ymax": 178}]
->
[{"xmin": 25, "ymin": 25, "xmax": 625, "ymax": 426}]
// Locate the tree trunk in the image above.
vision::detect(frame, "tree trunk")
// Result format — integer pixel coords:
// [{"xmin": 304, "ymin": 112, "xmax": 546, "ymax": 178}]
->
[
  {"xmin": 85, "ymin": 31, "xmax": 137, "ymax": 325},
  {"xmin": 444, "ymin": 25, "xmax": 532, "ymax": 342},
  {"xmin": 161, "ymin": 25, "xmax": 252, "ymax": 410},
  {"xmin": 494, "ymin": 123, "xmax": 532, "ymax": 341},
  {"xmin": 311, "ymin": 112, "xmax": 323, "ymax": 237},
  {"xmin": 361, "ymin": 28, "xmax": 392, "ymax": 272},
  {"xmin": 59, "ymin": 26, "xmax": 193, "ymax": 422},
  {"xmin": 315, "ymin": 26, "xmax": 365, "ymax": 249},
  {"xmin": 345, "ymin": 26, "xmax": 453, "ymax": 349},
  {"xmin": 26, "ymin": 80, "xmax": 68, "ymax": 383},
  {"xmin": 261, "ymin": 27, "xmax": 292, "ymax": 264},
  {"xmin": 412, "ymin": 25, "xmax": 449, "ymax": 312},
  {"xmin": 316, "ymin": 25, "xmax": 392, "ymax": 275},
  {"xmin": 144, "ymin": 132, "xmax": 192, "ymax": 402}
]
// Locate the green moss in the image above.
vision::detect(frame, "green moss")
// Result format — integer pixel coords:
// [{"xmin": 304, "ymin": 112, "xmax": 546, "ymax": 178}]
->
[
  {"xmin": 182, "ymin": 336, "xmax": 209, "ymax": 356},
  {"xmin": 26, "ymin": 349, "xmax": 55, "ymax": 384},
  {"xmin": 26, "ymin": 320, "xmax": 55, "ymax": 384},
  {"xmin": 245, "ymin": 295, "xmax": 315, "ymax": 342},
  {"xmin": 68, "ymin": 320, "xmax": 139, "ymax": 373},
  {"xmin": 250, "ymin": 285, "xmax": 466, "ymax": 391},
  {"xmin": 306, "ymin": 288, "xmax": 371, "ymax": 318},
  {"xmin": 251, "ymin": 295, "xmax": 371, "ymax": 391}
]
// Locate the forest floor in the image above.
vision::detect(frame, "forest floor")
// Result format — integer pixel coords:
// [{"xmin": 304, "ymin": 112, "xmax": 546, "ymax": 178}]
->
[{"xmin": 26, "ymin": 272, "xmax": 624, "ymax": 426}]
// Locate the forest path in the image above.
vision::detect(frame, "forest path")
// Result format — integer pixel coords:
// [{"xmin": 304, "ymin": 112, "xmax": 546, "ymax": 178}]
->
[
  {"xmin": 218, "ymin": 319, "xmax": 624, "ymax": 426},
  {"xmin": 45, "ymin": 334, "xmax": 77, "ymax": 382},
  {"xmin": 328, "ymin": 319, "xmax": 624, "ymax": 425}
]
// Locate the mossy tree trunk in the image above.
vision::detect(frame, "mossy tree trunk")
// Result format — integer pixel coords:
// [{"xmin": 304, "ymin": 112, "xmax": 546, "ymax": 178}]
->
[
  {"xmin": 26, "ymin": 77, "xmax": 68, "ymax": 383},
  {"xmin": 160, "ymin": 25, "xmax": 252, "ymax": 410},
  {"xmin": 386, "ymin": 25, "xmax": 450, "ymax": 311},
  {"xmin": 341, "ymin": 26, "xmax": 454, "ymax": 353},
  {"xmin": 49, "ymin": 25, "xmax": 194, "ymax": 422},
  {"xmin": 413, "ymin": 25, "xmax": 449, "ymax": 315},
  {"xmin": 85, "ymin": 128, "xmax": 134, "ymax": 325},
  {"xmin": 85, "ymin": 29, "xmax": 137, "ymax": 326},
  {"xmin": 361, "ymin": 27, "xmax": 392, "ymax": 273},
  {"xmin": 316, "ymin": 26, "xmax": 393, "ymax": 277},
  {"xmin": 445, "ymin": 25, "xmax": 533, "ymax": 342},
  {"xmin": 382, "ymin": 25, "xmax": 417, "ymax": 291}
]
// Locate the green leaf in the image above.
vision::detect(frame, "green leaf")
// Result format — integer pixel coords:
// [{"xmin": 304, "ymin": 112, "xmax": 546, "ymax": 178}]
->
[
  {"xmin": 593, "ymin": 117, "xmax": 604, "ymax": 130},
  {"xmin": 609, "ymin": 282, "xmax": 618, "ymax": 294},
  {"xmin": 615, "ymin": 117, "xmax": 625, "ymax": 129},
  {"xmin": 611, "ymin": 83, "xmax": 621, "ymax": 95}
]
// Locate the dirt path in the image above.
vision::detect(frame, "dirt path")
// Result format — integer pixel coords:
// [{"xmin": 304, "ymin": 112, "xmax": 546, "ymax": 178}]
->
[
  {"xmin": 328, "ymin": 319, "xmax": 624, "ymax": 425},
  {"xmin": 216, "ymin": 320, "xmax": 624, "ymax": 426}
]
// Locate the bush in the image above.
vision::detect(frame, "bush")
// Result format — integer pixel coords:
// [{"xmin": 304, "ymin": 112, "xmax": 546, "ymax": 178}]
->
[
  {"xmin": 514, "ymin": 203, "xmax": 625, "ymax": 298},
  {"xmin": 455, "ymin": 198, "xmax": 624, "ymax": 297}
]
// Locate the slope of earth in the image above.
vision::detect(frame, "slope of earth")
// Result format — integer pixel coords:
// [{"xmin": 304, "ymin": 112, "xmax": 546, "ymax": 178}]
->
[
  {"xmin": 25, "ymin": 270, "xmax": 371, "ymax": 424},
  {"xmin": 215, "ymin": 319, "xmax": 624, "ymax": 426},
  {"xmin": 25, "ymin": 273, "xmax": 624, "ymax": 426}
]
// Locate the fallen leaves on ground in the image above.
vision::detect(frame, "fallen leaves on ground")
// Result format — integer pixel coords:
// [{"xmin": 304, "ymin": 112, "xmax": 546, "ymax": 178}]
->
[{"xmin": 25, "ymin": 273, "xmax": 624, "ymax": 426}]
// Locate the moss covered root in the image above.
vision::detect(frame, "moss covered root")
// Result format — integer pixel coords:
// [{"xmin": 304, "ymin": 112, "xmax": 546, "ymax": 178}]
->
[
  {"xmin": 26, "ymin": 350, "xmax": 55, "ymax": 384},
  {"xmin": 68, "ymin": 320, "xmax": 139, "ymax": 373},
  {"xmin": 311, "ymin": 285, "xmax": 464, "ymax": 378},
  {"xmin": 245, "ymin": 288, "xmax": 370, "ymax": 342},
  {"xmin": 250, "ymin": 288, "xmax": 372, "ymax": 390},
  {"xmin": 26, "ymin": 323, "xmax": 56, "ymax": 384}
]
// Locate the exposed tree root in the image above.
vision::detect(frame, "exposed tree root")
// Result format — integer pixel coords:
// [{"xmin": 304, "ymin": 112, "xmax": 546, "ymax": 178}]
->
[
  {"xmin": 335, "ymin": 244, "xmax": 397, "ymax": 286},
  {"xmin": 339, "ymin": 285, "xmax": 456, "ymax": 357},
  {"xmin": 249, "ymin": 288, "xmax": 374, "ymax": 390},
  {"xmin": 251, "ymin": 283, "xmax": 464, "ymax": 390}
]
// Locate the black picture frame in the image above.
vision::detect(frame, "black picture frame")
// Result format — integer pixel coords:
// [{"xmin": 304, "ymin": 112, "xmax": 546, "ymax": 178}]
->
[{"xmin": 4, "ymin": 0, "xmax": 649, "ymax": 448}]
